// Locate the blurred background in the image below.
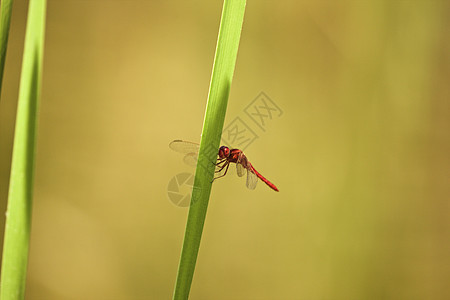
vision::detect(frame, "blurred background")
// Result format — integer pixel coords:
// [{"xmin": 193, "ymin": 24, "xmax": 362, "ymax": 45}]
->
[{"xmin": 1, "ymin": 0, "xmax": 449, "ymax": 299}]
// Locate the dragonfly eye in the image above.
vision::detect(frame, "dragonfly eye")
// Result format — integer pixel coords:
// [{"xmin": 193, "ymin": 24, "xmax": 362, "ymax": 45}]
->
[{"xmin": 218, "ymin": 146, "xmax": 230, "ymax": 158}]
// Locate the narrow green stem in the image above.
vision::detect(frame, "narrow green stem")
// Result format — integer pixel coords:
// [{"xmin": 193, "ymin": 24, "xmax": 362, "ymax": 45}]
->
[
  {"xmin": 172, "ymin": 0, "xmax": 246, "ymax": 299},
  {"xmin": 0, "ymin": 0, "xmax": 14, "ymax": 95},
  {"xmin": 0, "ymin": 0, "xmax": 47, "ymax": 299}
]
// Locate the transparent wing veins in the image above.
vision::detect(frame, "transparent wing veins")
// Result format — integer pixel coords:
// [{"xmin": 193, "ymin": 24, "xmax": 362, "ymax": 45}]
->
[
  {"xmin": 246, "ymin": 169, "xmax": 258, "ymax": 190},
  {"xmin": 169, "ymin": 140, "xmax": 200, "ymax": 154}
]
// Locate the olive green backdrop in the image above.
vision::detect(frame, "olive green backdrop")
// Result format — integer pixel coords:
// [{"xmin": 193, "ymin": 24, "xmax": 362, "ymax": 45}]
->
[{"xmin": 0, "ymin": 1, "xmax": 449, "ymax": 299}]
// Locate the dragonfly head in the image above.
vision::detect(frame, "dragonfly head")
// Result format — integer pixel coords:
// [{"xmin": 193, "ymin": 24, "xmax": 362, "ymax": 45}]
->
[{"xmin": 218, "ymin": 146, "xmax": 230, "ymax": 159}]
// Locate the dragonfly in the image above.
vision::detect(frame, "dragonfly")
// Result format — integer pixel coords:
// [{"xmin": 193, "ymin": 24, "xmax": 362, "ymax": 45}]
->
[{"xmin": 169, "ymin": 140, "xmax": 279, "ymax": 192}]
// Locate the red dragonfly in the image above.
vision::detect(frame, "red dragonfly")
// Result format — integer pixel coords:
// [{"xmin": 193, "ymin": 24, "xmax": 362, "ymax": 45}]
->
[{"xmin": 169, "ymin": 140, "xmax": 279, "ymax": 192}]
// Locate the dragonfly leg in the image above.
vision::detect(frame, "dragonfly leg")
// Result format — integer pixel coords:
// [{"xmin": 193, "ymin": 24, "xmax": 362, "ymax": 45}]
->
[
  {"xmin": 215, "ymin": 161, "xmax": 228, "ymax": 173},
  {"xmin": 211, "ymin": 158, "xmax": 225, "ymax": 167},
  {"xmin": 213, "ymin": 162, "xmax": 230, "ymax": 181},
  {"xmin": 215, "ymin": 158, "xmax": 226, "ymax": 165},
  {"xmin": 215, "ymin": 158, "xmax": 228, "ymax": 170},
  {"xmin": 216, "ymin": 159, "xmax": 228, "ymax": 168}
]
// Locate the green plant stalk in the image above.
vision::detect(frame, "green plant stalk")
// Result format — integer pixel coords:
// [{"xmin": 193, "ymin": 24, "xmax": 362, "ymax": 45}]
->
[
  {"xmin": 172, "ymin": 0, "xmax": 246, "ymax": 299},
  {"xmin": 0, "ymin": 0, "xmax": 14, "ymax": 95},
  {"xmin": 0, "ymin": 0, "xmax": 47, "ymax": 299}
]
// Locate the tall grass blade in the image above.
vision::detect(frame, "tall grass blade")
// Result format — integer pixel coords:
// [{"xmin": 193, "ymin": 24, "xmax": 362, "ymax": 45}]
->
[
  {"xmin": 172, "ymin": 0, "xmax": 246, "ymax": 299},
  {"xmin": 0, "ymin": 0, "xmax": 14, "ymax": 94},
  {"xmin": 0, "ymin": 0, "xmax": 47, "ymax": 298}
]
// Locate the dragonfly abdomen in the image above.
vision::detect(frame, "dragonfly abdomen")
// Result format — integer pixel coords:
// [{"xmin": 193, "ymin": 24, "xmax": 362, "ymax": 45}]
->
[{"xmin": 250, "ymin": 165, "xmax": 279, "ymax": 192}]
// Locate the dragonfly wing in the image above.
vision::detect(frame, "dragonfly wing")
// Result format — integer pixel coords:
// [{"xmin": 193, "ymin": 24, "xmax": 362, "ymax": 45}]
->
[
  {"xmin": 246, "ymin": 169, "xmax": 258, "ymax": 190},
  {"xmin": 183, "ymin": 153, "xmax": 198, "ymax": 167},
  {"xmin": 236, "ymin": 163, "xmax": 246, "ymax": 177},
  {"xmin": 235, "ymin": 152, "xmax": 246, "ymax": 177},
  {"xmin": 169, "ymin": 140, "xmax": 200, "ymax": 154}
]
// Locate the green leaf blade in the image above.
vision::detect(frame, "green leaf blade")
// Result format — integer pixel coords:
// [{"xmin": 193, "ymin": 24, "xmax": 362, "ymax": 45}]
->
[
  {"xmin": 0, "ymin": 0, "xmax": 14, "ymax": 94},
  {"xmin": 0, "ymin": 0, "xmax": 47, "ymax": 299},
  {"xmin": 173, "ymin": 0, "xmax": 246, "ymax": 299}
]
